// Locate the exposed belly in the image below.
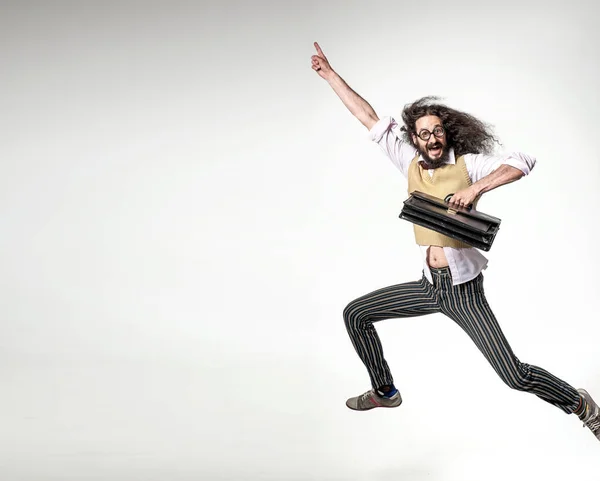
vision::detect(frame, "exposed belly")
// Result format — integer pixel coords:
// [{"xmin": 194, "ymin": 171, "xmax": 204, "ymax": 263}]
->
[{"xmin": 426, "ymin": 246, "xmax": 449, "ymax": 268}]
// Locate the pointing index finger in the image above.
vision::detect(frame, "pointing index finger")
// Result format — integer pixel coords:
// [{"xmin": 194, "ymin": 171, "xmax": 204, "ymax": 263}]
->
[{"xmin": 314, "ymin": 41, "xmax": 325, "ymax": 57}]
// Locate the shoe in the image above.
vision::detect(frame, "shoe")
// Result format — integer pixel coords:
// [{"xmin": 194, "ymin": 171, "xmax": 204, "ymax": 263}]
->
[
  {"xmin": 346, "ymin": 388, "xmax": 402, "ymax": 411},
  {"xmin": 577, "ymin": 388, "xmax": 600, "ymax": 441}
]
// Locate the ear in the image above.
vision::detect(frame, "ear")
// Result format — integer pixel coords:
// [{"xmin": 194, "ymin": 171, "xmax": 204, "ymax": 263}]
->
[{"xmin": 411, "ymin": 133, "xmax": 417, "ymax": 145}]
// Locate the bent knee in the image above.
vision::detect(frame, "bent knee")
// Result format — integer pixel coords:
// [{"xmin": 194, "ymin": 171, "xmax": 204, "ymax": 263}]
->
[
  {"xmin": 503, "ymin": 377, "xmax": 530, "ymax": 392},
  {"xmin": 343, "ymin": 301, "xmax": 368, "ymax": 330},
  {"xmin": 343, "ymin": 300, "xmax": 360, "ymax": 322},
  {"xmin": 498, "ymin": 366, "xmax": 532, "ymax": 392}
]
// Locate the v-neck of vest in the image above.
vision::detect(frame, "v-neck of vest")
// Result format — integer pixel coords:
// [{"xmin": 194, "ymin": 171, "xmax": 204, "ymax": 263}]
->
[{"xmin": 421, "ymin": 164, "xmax": 436, "ymax": 183}]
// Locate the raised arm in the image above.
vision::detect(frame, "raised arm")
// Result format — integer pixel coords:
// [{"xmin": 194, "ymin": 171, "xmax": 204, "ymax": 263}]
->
[{"xmin": 311, "ymin": 42, "xmax": 379, "ymax": 130}]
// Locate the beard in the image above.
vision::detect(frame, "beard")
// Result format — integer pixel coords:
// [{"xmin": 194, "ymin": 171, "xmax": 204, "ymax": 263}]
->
[{"xmin": 418, "ymin": 141, "xmax": 451, "ymax": 168}]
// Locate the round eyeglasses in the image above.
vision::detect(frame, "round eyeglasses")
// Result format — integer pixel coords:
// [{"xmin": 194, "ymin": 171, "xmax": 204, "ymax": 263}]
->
[{"xmin": 417, "ymin": 126, "xmax": 445, "ymax": 141}]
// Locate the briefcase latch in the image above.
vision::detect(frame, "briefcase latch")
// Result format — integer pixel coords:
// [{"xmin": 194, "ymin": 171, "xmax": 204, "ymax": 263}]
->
[{"xmin": 444, "ymin": 193, "xmax": 458, "ymax": 215}]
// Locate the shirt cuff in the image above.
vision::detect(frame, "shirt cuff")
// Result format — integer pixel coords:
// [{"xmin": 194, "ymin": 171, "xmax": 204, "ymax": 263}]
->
[{"xmin": 368, "ymin": 116, "xmax": 396, "ymax": 142}]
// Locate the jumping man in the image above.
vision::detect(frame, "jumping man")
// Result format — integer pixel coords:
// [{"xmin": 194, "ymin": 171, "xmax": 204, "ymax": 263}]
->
[{"xmin": 310, "ymin": 41, "xmax": 599, "ymax": 442}]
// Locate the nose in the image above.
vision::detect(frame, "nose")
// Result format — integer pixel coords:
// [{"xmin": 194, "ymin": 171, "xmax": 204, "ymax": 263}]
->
[{"xmin": 430, "ymin": 134, "xmax": 443, "ymax": 145}]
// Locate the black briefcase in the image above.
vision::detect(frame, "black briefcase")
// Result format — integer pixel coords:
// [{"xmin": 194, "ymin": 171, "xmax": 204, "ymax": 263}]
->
[{"xmin": 399, "ymin": 191, "xmax": 501, "ymax": 251}]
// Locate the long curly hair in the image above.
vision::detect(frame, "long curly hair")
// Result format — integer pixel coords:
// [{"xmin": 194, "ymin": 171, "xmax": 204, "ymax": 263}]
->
[{"xmin": 400, "ymin": 96, "xmax": 500, "ymax": 156}]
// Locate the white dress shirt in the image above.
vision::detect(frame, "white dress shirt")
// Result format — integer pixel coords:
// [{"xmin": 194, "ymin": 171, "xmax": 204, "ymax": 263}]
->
[{"xmin": 369, "ymin": 116, "xmax": 536, "ymax": 285}]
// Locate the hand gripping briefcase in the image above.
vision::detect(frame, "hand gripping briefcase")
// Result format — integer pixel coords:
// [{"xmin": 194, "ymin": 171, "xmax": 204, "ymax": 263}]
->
[{"xmin": 399, "ymin": 191, "xmax": 501, "ymax": 251}]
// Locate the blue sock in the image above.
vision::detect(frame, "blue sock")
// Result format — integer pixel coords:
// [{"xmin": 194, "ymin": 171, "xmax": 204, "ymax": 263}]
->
[{"xmin": 376, "ymin": 384, "xmax": 398, "ymax": 398}]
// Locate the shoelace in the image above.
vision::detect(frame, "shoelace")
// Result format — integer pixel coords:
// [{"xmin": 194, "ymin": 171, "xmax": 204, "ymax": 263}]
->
[{"xmin": 361, "ymin": 390, "xmax": 374, "ymax": 400}]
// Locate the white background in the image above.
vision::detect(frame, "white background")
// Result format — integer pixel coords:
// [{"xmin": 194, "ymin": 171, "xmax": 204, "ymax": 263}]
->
[{"xmin": 1, "ymin": 1, "xmax": 599, "ymax": 479}]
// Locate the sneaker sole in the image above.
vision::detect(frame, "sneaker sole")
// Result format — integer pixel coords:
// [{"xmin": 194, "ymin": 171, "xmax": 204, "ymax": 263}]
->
[{"xmin": 345, "ymin": 399, "xmax": 402, "ymax": 411}]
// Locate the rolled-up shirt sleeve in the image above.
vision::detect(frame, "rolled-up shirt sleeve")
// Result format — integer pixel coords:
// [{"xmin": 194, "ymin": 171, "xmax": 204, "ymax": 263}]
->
[
  {"xmin": 465, "ymin": 152, "xmax": 537, "ymax": 183},
  {"xmin": 502, "ymin": 152, "xmax": 536, "ymax": 175},
  {"xmin": 368, "ymin": 116, "xmax": 418, "ymax": 178}
]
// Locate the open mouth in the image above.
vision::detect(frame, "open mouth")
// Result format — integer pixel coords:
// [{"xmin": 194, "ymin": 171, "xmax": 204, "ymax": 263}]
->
[{"xmin": 428, "ymin": 144, "xmax": 442, "ymax": 156}]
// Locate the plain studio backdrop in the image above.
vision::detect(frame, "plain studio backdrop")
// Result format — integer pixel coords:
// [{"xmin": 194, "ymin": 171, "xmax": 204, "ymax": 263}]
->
[{"xmin": 1, "ymin": 1, "xmax": 599, "ymax": 480}]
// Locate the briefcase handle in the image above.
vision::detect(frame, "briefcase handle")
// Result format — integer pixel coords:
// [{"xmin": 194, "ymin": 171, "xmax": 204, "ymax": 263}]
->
[{"xmin": 444, "ymin": 193, "xmax": 472, "ymax": 211}]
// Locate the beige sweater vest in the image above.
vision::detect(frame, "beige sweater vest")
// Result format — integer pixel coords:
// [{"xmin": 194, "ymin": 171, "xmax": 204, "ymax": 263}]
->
[{"xmin": 407, "ymin": 154, "xmax": 477, "ymax": 248}]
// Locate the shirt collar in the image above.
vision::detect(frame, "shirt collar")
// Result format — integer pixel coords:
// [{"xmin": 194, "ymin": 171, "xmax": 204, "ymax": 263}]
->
[{"xmin": 418, "ymin": 147, "xmax": 456, "ymax": 168}]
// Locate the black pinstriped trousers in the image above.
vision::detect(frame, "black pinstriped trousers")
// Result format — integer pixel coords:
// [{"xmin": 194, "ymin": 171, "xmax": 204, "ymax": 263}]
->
[{"xmin": 343, "ymin": 266, "xmax": 581, "ymax": 413}]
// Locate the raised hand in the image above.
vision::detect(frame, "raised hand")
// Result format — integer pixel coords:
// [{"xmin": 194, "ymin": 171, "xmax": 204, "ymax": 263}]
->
[
  {"xmin": 309, "ymin": 41, "xmax": 379, "ymax": 129},
  {"xmin": 311, "ymin": 42, "xmax": 334, "ymax": 79}
]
